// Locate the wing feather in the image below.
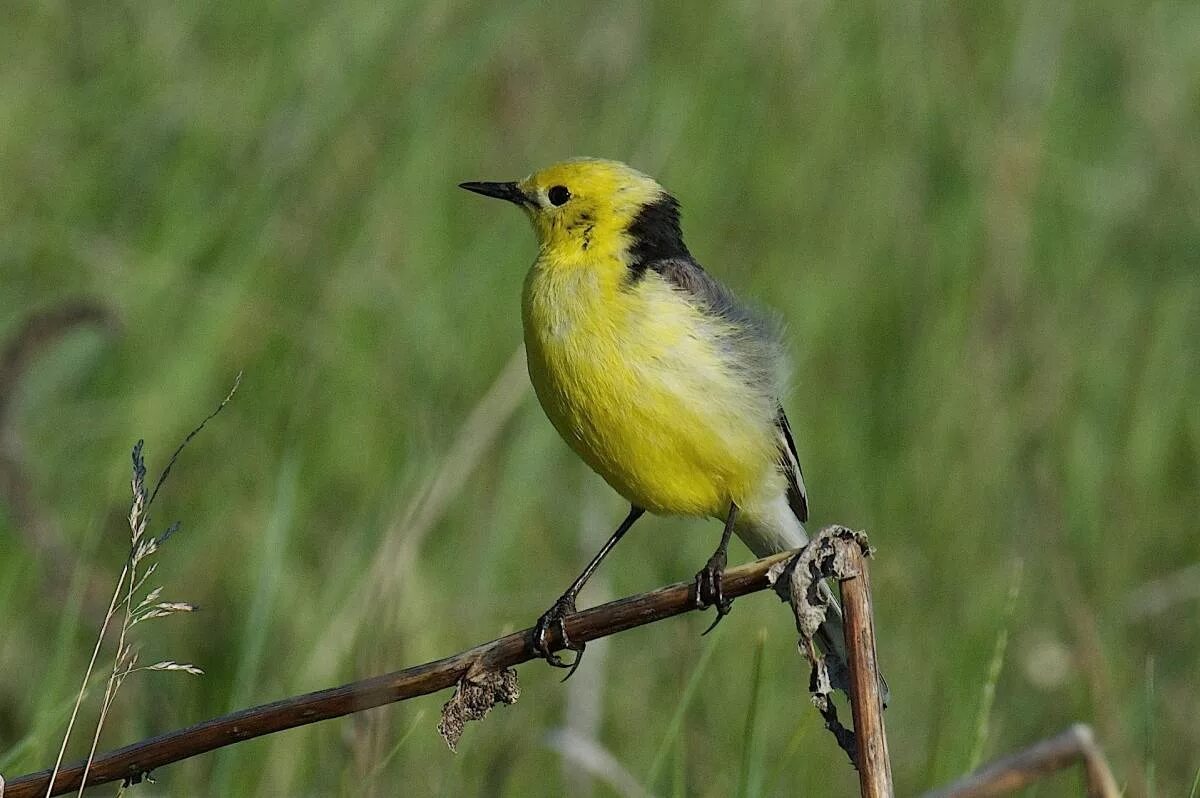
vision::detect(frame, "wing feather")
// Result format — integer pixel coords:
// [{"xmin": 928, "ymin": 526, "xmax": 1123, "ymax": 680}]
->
[
  {"xmin": 775, "ymin": 407, "xmax": 808, "ymax": 523},
  {"xmin": 643, "ymin": 255, "xmax": 805, "ymax": 521},
  {"xmin": 648, "ymin": 256, "xmax": 786, "ymax": 391}
]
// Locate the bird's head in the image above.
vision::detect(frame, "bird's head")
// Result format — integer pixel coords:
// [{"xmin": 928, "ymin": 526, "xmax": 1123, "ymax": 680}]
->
[{"xmin": 460, "ymin": 158, "xmax": 688, "ymax": 269}]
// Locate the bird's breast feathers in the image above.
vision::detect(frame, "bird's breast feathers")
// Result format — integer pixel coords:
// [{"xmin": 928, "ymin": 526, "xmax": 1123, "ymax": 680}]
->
[{"xmin": 522, "ymin": 258, "xmax": 783, "ymax": 517}]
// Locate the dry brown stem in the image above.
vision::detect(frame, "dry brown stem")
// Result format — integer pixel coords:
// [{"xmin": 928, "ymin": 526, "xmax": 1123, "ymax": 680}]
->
[
  {"xmin": 838, "ymin": 537, "xmax": 894, "ymax": 796},
  {"xmin": 775, "ymin": 526, "xmax": 894, "ymax": 795},
  {"xmin": 3, "ymin": 548, "xmax": 798, "ymax": 797},
  {"xmin": 924, "ymin": 723, "xmax": 1120, "ymax": 798}
]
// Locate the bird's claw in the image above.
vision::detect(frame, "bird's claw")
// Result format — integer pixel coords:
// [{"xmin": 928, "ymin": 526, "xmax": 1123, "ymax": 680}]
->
[
  {"xmin": 532, "ymin": 594, "xmax": 585, "ymax": 679},
  {"xmin": 693, "ymin": 551, "xmax": 733, "ymax": 634}
]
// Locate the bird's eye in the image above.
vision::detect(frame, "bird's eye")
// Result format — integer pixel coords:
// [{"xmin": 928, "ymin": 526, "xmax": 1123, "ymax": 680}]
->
[{"xmin": 547, "ymin": 185, "xmax": 571, "ymax": 206}]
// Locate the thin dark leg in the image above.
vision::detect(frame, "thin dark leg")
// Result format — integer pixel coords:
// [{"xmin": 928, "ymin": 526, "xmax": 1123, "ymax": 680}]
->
[
  {"xmin": 532, "ymin": 505, "xmax": 645, "ymax": 677},
  {"xmin": 694, "ymin": 502, "xmax": 738, "ymax": 634}
]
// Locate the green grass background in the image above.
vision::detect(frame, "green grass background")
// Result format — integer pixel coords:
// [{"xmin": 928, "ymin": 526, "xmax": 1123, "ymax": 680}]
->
[{"xmin": 2, "ymin": 1, "xmax": 1198, "ymax": 795}]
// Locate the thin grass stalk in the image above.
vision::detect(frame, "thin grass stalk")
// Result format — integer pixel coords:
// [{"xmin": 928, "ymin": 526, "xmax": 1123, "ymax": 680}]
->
[
  {"xmin": 646, "ymin": 625, "xmax": 725, "ymax": 788},
  {"xmin": 77, "ymin": 554, "xmax": 139, "ymax": 796},
  {"xmin": 736, "ymin": 629, "xmax": 768, "ymax": 798},
  {"xmin": 5, "ymin": 549, "xmax": 793, "ymax": 798},
  {"xmin": 968, "ymin": 560, "xmax": 1023, "ymax": 770},
  {"xmin": 42, "ymin": 564, "xmax": 128, "ymax": 798}
]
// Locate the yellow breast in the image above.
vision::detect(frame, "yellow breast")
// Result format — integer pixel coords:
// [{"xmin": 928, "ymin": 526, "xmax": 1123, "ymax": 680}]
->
[{"xmin": 521, "ymin": 255, "xmax": 780, "ymax": 517}]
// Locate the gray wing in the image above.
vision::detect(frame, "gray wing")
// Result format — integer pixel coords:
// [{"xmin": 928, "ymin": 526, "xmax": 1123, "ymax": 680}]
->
[
  {"xmin": 650, "ymin": 257, "xmax": 786, "ymax": 390},
  {"xmin": 649, "ymin": 257, "xmax": 807, "ymax": 522},
  {"xmin": 774, "ymin": 406, "xmax": 809, "ymax": 522},
  {"xmin": 651, "ymin": 258, "xmax": 775, "ymax": 340}
]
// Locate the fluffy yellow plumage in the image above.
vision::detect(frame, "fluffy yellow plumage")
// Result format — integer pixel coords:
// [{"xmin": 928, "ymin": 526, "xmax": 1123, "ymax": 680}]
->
[
  {"xmin": 461, "ymin": 158, "xmax": 839, "ymax": 677},
  {"xmin": 523, "ymin": 224, "xmax": 784, "ymax": 519}
]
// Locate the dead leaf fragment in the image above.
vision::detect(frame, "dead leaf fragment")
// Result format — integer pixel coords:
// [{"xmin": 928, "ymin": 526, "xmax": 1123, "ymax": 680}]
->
[{"xmin": 438, "ymin": 662, "xmax": 520, "ymax": 752}]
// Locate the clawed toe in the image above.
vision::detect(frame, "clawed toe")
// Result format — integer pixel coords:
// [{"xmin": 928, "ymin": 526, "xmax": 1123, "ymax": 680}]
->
[
  {"xmin": 532, "ymin": 595, "xmax": 586, "ymax": 679},
  {"xmin": 693, "ymin": 553, "xmax": 733, "ymax": 634}
]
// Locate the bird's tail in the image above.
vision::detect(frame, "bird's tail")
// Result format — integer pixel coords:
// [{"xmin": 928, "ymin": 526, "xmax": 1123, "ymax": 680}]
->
[{"xmin": 734, "ymin": 496, "xmax": 881, "ymax": 702}]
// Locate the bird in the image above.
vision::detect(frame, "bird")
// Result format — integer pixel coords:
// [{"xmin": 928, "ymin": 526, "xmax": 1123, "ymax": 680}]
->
[{"xmin": 460, "ymin": 157, "xmax": 849, "ymax": 682}]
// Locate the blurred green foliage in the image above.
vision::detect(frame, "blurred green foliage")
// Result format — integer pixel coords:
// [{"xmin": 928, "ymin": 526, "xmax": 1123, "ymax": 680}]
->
[{"xmin": 2, "ymin": 1, "xmax": 1198, "ymax": 795}]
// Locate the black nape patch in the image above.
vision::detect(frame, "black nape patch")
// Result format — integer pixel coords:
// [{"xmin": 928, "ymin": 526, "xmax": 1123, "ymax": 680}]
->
[{"xmin": 627, "ymin": 194, "xmax": 690, "ymax": 279}]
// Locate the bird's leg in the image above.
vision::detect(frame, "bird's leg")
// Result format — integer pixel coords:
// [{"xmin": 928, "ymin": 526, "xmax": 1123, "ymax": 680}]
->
[
  {"xmin": 694, "ymin": 502, "xmax": 738, "ymax": 634},
  {"xmin": 533, "ymin": 505, "xmax": 645, "ymax": 678}
]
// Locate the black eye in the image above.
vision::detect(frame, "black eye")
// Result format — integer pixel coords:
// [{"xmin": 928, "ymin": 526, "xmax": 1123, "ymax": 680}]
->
[{"xmin": 547, "ymin": 185, "xmax": 571, "ymax": 206}]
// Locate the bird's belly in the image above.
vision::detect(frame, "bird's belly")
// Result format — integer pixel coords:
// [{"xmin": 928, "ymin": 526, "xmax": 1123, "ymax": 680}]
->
[{"xmin": 524, "ymin": 297, "xmax": 777, "ymax": 517}]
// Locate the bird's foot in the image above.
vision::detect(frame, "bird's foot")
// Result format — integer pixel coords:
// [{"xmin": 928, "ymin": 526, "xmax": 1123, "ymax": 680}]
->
[
  {"xmin": 532, "ymin": 593, "xmax": 585, "ymax": 679},
  {"xmin": 693, "ymin": 550, "xmax": 733, "ymax": 635}
]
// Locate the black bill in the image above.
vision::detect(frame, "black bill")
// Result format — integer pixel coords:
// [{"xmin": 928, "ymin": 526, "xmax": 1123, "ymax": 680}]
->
[{"xmin": 458, "ymin": 181, "xmax": 529, "ymax": 206}]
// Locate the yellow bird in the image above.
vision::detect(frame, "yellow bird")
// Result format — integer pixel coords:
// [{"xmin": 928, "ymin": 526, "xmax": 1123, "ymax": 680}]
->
[{"xmin": 462, "ymin": 158, "xmax": 845, "ymax": 677}]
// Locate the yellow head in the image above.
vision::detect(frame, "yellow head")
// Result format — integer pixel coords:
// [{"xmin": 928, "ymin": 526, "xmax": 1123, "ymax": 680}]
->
[{"xmin": 460, "ymin": 158, "xmax": 689, "ymax": 269}]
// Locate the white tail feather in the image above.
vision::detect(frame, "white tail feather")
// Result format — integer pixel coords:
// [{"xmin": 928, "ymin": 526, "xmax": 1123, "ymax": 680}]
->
[
  {"xmin": 734, "ymin": 493, "xmax": 810, "ymax": 558},
  {"xmin": 734, "ymin": 493, "xmax": 869, "ymax": 700}
]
